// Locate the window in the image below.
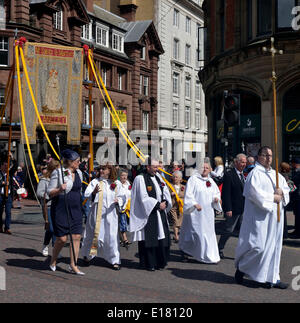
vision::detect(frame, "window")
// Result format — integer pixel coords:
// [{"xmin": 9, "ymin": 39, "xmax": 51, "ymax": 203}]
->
[
  {"xmin": 173, "ymin": 9, "xmax": 179, "ymax": 27},
  {"xmin": 96, "ymin": 24, "xmax": 109, "ymax": 47},
  {"xmin": 0, "ymin": 88, "xmax": 5, "ymax": 119},
  {"xmin": 102, "ymin": 106, "xmax": 110, "ymax": 129},
  {"xmin": 247, "ymin": 0, "xmax": 253, "ymax": 39},
  {"xmin": 0, "ymin": 0, "xmax": 5, "ymax": 29},
  {"xmin": 112, "ymin": 33, "xmax": 124, "ymax": 52},
  {"xmin": 195, "ymin": 108, "xmax": 201, "ymax": 129},
  {"xmin": 185, "ymin": 78, "xmax": 191, "ymax": 99},
  {"xmin": 172, "ymin": 103, "xmax": 179, "ymax": 127},
  {"xmin": 173, "ymin": 72, "xmax": 179, "ymax": 95},
  {"xmin": 173, "ymin": 38, "xmax": 180, "ymax": 60},
  {"xmin": 142, "ymin": 111, "xmax": 149, "ymax": 132},
  {"xmin": 0, "ymin": 37, "xmax": 8, "ymax": 66},
  {"xmin": 141, "ymin": 46, "xmax": 146, "ymax": 60},
  {"xmin": 277, "ymin": 0, "xmax": 296, "ymax": 29},
  {"xmin": 186, "ymin": 16, "xmax": 191, "ymax": 34},
  {"xmin": 118, "ymin": 72, "xmax": 123, "ymax": 91},
  {"xmin": 84, "ymin": 101, "xmax": 94, "ymax": 126},
  {"xmin": 102, "ymin": 66, "xmax": 107, "ymax": 86},
  {"xmin": 185, "ymin": 106, "xmax": 191, "ymax": 128},
  {"xmin": 185, "ymin": 44, "xmax": 191, "ymax": 65},
  {"xmin": 140, "ymin": 75, "xmax": 149, "ymax": 96},
  {"xmin": 257, "ymin": 0, "xmax": 272, "ymax": 35},
  {"xmin": 195, "ymin": 81, "xmax": 201, "ymax": 101},
  {"xmin": 53, "ymin": 5, "xmax": 63, "ymax": 31},
  {"xmin": 143, "ymin": 76, "xmax": 149, "ymax": 96},
  {"xmin": 81, "ymin": 23, "xmax": 92, "ymax": 41}
]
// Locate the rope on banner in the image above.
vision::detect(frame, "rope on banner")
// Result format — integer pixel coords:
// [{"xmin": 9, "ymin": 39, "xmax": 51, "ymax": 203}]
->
[
  {"xmin": 15, "ymin": 41, "xmax": 39, "ymax": 183},
  {"xmin": 19, "ymin": 43, "xmax": 60, "ymax": 160},
  {"xmin": 87, "ymin": 51, "xmax": 146, "ymax": 163},
  {"xmin": 90, "ymin": 54, "xmax": 147, "ymax": 161}
]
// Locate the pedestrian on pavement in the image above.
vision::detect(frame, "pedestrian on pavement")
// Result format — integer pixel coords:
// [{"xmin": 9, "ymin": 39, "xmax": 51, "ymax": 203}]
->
[
  {"xmin": 179, "ymin": 161, "xmax": 222, "ymax": 264},
  {"xmin": 116, "ymin": 169, "xmax": 132, "ymax": 248},
  {"xmin": 81, "ymin": 163, "xmax": 121, "ymax": 270},
  {"xmin": 218, "ymin": 153, "xmax": 247, "ymax": 259},
  {"xmin": 36, "ymin": 159, "xmax": 59, "ymax": 257},
  {"xmin": 280, "ymin": 162, "xmax": 295, "ymax": 240},
  {"xmin": 129, "ymin": 158, "xmax": 172, "ymax": 271},
  {"xmin": 48, "ymin": 149, "xmax": 85, "ymax": 275},
  {"xmin": 235, "ymin": 146, "xmax": 290, "ymax": 289},
  {"xmin": 243, "ymin": 156, "xmax": 256, "ymax": 177},
  {"xmin": 290, "ymin": 158, "xmax": 300, "ymax": 239},
  {"xmin": 168, "ymin": 170, "xmax": 185, "ymax": 243},
  {"xmin": 0, "ymin": 152, "xmax": 18, "ymax": 234}
]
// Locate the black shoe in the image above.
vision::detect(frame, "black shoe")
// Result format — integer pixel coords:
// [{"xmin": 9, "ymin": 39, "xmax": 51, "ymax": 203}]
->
[
  {"xmin": 288, "ymin": 231, "xmax": 300, "ymax": 239},
  {"xmin": 147, "ymin": 267, "xmax": 155, "ymax": 271},
  {"xmin": 112, "ymin": 264, "xmax": 121, "ymax": 271},
  {"xmin": 219, "ymin": 250, "xmax": 225, "ymax": 259},
  {"xmin": 235, "ymin": 269, "xmax": 245, "ymax": 285},
  {"xmin": 273, "ymin": 281, "xmax": 289, "ymax": 289}
]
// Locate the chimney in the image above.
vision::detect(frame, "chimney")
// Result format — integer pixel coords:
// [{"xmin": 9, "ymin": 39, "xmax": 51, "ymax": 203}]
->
[
  {"xmin": 83, "ymin": 0, "xmax": 94, "ymax": 13},
  {"xmin": 119, "ymin": 0, "xmax": 137, "ymax": 22}
]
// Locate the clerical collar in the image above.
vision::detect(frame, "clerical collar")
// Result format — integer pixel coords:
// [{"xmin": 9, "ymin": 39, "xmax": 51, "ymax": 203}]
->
[{"xmin": 255, "ymin": 162, "xmax": 272, "ymax": 172}]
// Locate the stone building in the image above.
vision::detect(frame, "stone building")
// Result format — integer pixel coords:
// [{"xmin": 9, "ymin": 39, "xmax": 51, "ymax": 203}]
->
[
  {"xmin": 199, "ymin": 0, "xmax": 300, "ymax": 163},
  {"xmin": 106, "ymin": 0, "xmax": 207, "ymax": 169}
]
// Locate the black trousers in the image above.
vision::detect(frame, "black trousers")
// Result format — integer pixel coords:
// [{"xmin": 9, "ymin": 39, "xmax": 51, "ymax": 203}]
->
[
  {"xmin": 138, "ymin": 240, "xmax": 169, "ymax": 269},
  {"xmin": 218, "ymin": 213, "xmax": 243, "ymax": 251}
]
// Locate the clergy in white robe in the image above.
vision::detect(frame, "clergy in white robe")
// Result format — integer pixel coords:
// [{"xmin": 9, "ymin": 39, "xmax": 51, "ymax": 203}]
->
[
  {"xmin": 129, "ymin": 159, "xmax": 172, "ymax": 271},
  {"xmin": 179, "ymin": 162, "xmax": 222, "ymax": 264},
  {"xmin": 81, "ymin": 164, "xmax": 121, "ymax": 270},
  {"xmin": 235, "ymin": 146, "xmax": 290, "ymax": 288}
]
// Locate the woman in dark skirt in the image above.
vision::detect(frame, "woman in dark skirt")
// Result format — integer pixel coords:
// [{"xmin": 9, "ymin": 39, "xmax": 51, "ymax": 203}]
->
[{"xmin": 47, "ymin": 149, "xmax": 84, "ymax": 275}]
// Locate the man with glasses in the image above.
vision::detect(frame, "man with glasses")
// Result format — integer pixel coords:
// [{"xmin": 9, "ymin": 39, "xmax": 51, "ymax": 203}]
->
[{"xmin": 234, "ymin": 146, "xmax": 290, "ymax": 289}]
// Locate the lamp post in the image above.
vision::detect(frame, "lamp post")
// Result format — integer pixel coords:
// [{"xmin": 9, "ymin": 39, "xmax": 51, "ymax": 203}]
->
[{"xmin": 262, "ymin": 37, "xmax": 283, "ymax": 222}]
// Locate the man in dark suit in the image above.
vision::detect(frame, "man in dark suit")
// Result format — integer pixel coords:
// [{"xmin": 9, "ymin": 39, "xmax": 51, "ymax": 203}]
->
[{"xmin": 218, "ymin": 153, "xmax": 247, "ymax": 259}]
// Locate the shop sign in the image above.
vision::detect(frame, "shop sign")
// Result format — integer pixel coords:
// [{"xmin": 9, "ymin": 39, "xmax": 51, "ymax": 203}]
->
[
  {"xmin": 283, "ymin": 110, "xmax": 300, "ymax": 134},
  {"xmin": 240, "ymin": 114, "xmax": 260, "ymax": 138}
]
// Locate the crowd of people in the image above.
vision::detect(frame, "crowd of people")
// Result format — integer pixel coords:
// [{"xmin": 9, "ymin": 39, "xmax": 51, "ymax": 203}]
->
[{"xmin": 0, "ymin": 147, "xmax": 300, "ymax": 289}]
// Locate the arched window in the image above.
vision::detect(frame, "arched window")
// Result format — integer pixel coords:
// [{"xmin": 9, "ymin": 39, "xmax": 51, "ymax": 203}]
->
[{"xmin": 53, "ymin": 3, "xmax": 63, "ymax": 31}]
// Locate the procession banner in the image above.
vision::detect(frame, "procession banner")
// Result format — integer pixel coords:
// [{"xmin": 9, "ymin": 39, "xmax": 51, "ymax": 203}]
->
[{"xmin": 22, "ymin": 43, "xmax": 83, "ymax": 144}]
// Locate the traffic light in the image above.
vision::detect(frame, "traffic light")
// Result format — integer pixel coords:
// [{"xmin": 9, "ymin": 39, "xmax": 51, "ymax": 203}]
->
[{"xmin": 224, "ymin": 93, "xmax": 240, "ymax": 126}]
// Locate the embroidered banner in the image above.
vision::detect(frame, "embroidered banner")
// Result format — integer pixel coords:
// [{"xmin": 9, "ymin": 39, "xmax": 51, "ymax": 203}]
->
[{"xmin": 23, "ymin": 42, "xmax": 83, "ymax": 144}]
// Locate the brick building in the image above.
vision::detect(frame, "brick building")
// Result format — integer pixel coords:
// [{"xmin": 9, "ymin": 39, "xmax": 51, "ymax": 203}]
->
[
  {"xmin": 0, "ymin": 0, "xmax": 163, "ymax": 165},
  {"xmin": 199, "ymin": 0, "xmax": 300, "ymax": 163}
]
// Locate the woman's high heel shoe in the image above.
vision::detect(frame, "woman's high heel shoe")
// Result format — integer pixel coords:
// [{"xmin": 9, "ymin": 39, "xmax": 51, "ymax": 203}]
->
[{"xmin": 68, "ymin": 265, "xmax": 85, "ymax": 276}]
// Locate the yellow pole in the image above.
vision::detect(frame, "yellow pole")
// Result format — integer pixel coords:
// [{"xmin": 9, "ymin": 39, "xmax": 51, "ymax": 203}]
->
[{"xmin": 88, "ymin": 55, "xmax": 94, "ymax": 178}]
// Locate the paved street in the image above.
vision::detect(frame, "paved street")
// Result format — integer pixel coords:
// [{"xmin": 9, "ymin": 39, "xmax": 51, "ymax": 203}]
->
[{"xmin": 0, "ymin": 199, "xmax": 300, "ymax": 304}]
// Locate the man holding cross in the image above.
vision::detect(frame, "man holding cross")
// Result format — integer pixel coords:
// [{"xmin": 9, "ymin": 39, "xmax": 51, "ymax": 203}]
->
[{"xmin": 234, "ymin": 146, "xmax": 290, "ymax": 289}]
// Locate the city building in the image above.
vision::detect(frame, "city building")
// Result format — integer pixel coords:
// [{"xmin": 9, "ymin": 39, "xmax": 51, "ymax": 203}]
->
[
  {"xmin": 199, "ymin": 0, "xmax": 300, "ymax": 163},
  {"xmin": 0, "ymin": 0, "xmax": 163, "ymax": 166},
  {"xmin": 108, "ymin": 0, "xmax": 207, "ymax": 169}
]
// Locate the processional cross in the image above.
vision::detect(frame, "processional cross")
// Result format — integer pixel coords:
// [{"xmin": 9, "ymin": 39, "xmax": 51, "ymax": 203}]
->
[{"xmin": 262, "ymin": 37, "xmax": 283, "ymax": 222}]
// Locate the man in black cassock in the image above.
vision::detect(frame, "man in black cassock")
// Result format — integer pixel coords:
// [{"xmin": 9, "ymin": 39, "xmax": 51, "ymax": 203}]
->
[{"xmin": 129, "ymin": 159, "xmax": 172, "ymax": 271}]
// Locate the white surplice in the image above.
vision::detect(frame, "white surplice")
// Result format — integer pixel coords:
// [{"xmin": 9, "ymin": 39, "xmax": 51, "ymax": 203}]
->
[
  {"xmin": 235, "ymin": 162, "xmax": 290, "ymax": 284},
  {"xmin": 116, "ymin": 180, "xmax": 131, "ymax": 212},
  {"xmin": 81, "ymin": 178, "xmax": 120, "ymax": 265},
  {"xmin": 129, "ymin": 174, "xmax": 172, "ymax": 241},
  {"xmin": 179, "ymin": 173, "xmax": 222, "ymax": 264}
]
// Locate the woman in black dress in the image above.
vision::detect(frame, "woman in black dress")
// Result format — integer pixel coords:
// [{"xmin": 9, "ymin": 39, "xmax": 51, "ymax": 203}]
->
[{"xmin": 48, "ymin": 150, "xmax": 84, "ymax": 275}]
